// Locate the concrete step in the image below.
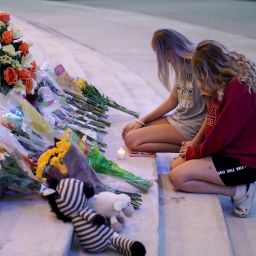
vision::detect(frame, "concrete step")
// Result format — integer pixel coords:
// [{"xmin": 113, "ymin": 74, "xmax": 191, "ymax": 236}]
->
[
  {"xmin": 0, "ymin": 195, "xmax": 73, "ymax": 256},
  {"xmin": 220, "ymin": 195, "xmax": 256, "ymax": 256},
  {"xmin": 156, "ymin": 153, "xmax": 233, "ymax": 256}
]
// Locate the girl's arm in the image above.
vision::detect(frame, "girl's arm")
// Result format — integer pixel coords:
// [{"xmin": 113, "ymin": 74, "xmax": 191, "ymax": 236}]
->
[
  {"xmin": 186, "ymin": 82, "xmax": 252, "ymax": 160},
  {"xmin": 122, "ymin": 86, "xmax": 178, "ymax": 138},
  {"xmin": 190, "ymin": 96, "xmax": 211, "ymax": 145},
  {"xmin": 179, "ymin": 96, "xmax": 210, "ymax": 157},
  {"xmin": 140, "ymin": 86, "xmax": 178, "ymax": 124}
]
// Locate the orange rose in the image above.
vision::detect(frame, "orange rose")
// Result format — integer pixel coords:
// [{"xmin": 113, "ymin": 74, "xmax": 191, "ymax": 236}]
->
[
  {"xmin": 18, "ymin": 42, "xmax": 29, "ymax": 56},
  {"xmin": 28, "ymin": 60, "xmax": 37, "ymax": 73},
  {"xmin": 0, "ymin": 13, "xmax": 10, "ymax": 23},
  {"xmin": 25, "ymin": 79, "xmax": 33, "ymax": 94},
  {"xmin": 1, "ymin": 31, "xmax": 13, "ymax": 45},
  {"xmin": 28, "ymin": 60, "xmax": 37, "ymax": 80},
  {"xmin": 3, "ymin": 67, "xmax": 18, "ymax": 85},
  {"xmin": 18, "ymin": 68, "xmax": 31, "ymax": 83},
  {"xmin": 19, "ymin": 68, "xmax": 33, "ymax": 94}
]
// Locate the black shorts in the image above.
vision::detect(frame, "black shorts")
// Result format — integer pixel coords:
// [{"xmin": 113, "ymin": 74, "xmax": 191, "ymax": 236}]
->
[{"xmin": 212, "ymin": 154, "xmax": 256, "ymax": 186}]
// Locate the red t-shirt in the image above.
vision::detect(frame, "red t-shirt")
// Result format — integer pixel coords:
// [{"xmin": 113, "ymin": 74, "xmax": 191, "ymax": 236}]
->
[{"xmin": 186, "ymin": 79, "xmax": 256, "ymax": 168}]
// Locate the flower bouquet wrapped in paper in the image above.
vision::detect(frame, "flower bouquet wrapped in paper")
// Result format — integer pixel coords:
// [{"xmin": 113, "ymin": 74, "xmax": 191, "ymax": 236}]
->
[
  {"xmin": 35, "ymin": 66, "xmax": 110, "ymax": 147},
  {"xmin": 64, "ymin": 144, "xmax": 142, "ymax": 209},
  {"xmin": 36, "ymin": 84, "xmax": 109, "ymax": 135},
  {"xmin": 36, "ymin": 138, "xmax": 142, "ymax": 208}
]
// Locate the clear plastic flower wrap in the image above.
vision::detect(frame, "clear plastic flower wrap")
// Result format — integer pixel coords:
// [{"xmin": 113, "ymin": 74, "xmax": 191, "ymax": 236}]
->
[
  {"xmin": 0, "ymin": 153, "xmax": 41, "ymax": 196},
  {"xmin": 87, "ymin": 144, "xmax": 154, "ymax": 193}
]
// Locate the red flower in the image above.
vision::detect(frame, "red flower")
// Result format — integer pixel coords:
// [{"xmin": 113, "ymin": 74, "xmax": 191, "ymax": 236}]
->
[
  {"xmin": 18, "ymin": 68, "xmax": 31, "ymax": 83},
  {"xmin": 0, "ymin": 13, "xmax": 10, "ymax": 23},
  {"xmin": 28, "ymin": 59, "xmax": 37, "ymax": 75},
  {"xmin": 25, "ymin": 79, "xmax": 33, "ymax": 94},
  {"xmin": 1, "ymin": 31, "xmax": 13, "ymax": 45},
  {"xmin": 18, "ymin": 42, "xmax": 29, "ymax": 56},
  {"xmin": 18, "ymin": 69, "xmax": 33, "ymax": 94},
  {"xmin": 3, "ymin": 67, "xmax": 18, "ymax": 85}
]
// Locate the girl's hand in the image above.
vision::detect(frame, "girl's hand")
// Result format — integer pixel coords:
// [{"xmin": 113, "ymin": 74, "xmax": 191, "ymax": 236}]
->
[
  {"xmin": 122, "ymin": 120, "xmax": 143, "ymax": 138},
  {"xmin": 179, "ymin": 140, "xmax": 197, "ymax": 158}
]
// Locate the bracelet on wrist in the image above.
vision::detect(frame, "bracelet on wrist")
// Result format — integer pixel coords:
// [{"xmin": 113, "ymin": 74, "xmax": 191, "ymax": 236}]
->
[{"xmin": 135, "ymin": 119, "xmax": 145, "ymax": 126}]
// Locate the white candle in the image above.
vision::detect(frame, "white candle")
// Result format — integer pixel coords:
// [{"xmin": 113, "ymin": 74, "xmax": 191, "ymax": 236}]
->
[{"xmin": 117, "ymin": 147, "xmax": 126, "ymax": 160}]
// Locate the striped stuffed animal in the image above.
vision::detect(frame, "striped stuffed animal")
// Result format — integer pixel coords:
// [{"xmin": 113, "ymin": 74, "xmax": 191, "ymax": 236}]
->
[{"xmin": 44, "ymin": 178, "xmax": 146, "ymax": 255}]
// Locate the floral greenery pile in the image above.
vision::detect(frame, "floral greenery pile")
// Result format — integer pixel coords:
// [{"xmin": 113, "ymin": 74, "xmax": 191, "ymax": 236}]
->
[
  {"xmin": 0, "ymin": 13, "xmax": 153, "ymax": 202},
  {"xmin": 73, "ymin": 79, "xmax": 140, "ymax": 118},
  {"xmin": 0, "ymin": 13, "xmax": 37, "ymax": 95},
  {"xmin": 0, "ymin": 152, "xmax": 41, "ymax": 195},
  {"xmin": 36, "ymin": 138, "xmax": 71, "ymax": 179}
]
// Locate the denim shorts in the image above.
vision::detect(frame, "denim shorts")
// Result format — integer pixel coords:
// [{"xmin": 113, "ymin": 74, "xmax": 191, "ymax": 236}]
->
[{"xmin": 212, "ymin": 154, "xmax": 256, "ymax": 186}]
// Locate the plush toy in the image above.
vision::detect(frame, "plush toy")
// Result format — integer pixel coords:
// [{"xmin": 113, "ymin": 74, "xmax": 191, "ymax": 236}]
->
[
  {"xmin": 93, "ymin": 191, "xmax": 134, "ymax": 233},
  {"xmin": 44, "ymin": 178, "xmax": 146, "ymax": 256}
]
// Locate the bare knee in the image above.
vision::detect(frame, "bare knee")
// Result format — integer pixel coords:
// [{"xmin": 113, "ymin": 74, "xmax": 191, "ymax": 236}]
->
[
  {"xmin": 169, "ymin": 169, "xmax": 185, "ymax": 190},
  {"xmin": 170, "ymin": 156, "xmax": 185, "ymax": 170},
  {"xmin": 123, "ymin": 133, "xmax": 140, "ymax": 151}
]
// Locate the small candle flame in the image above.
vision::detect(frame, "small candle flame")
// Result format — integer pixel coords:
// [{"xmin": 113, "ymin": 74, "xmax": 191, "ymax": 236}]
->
[{"xmin": 117, "ymin": 147, "xmax": 126, "ymax": 160}]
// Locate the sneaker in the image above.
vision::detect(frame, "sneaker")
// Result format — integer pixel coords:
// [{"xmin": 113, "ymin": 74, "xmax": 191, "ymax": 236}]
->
[{"xmin": 232, "ymin": 183, "xmax": 256, "ymax": 218}]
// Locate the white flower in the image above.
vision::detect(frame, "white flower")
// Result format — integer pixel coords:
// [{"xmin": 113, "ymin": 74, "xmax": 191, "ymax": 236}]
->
[
  {"xmin": 11, "ymin": 24, "xmax": 23, "ymax": 39},
  {"xmin": 30, "ymin": 79, "xmax": 37, "ymax": 94},
  {"xmin": 2, "ymin": 44, "xmax": 17, "ymax": 56},
  {"xmin": 11, "ymin": 59, "xmax": 21, "ymax": 69},
  {"xmin": 21, "ymin": 54, "xmax": 33, "ymax": 68}
]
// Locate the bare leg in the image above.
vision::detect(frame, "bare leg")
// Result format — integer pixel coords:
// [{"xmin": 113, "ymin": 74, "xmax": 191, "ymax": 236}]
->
[
  {"xmin": 171, "ymin": 156, "xmax": 186, "ymax": 169},
  {"xmin": 169, "ymin": 157, "xmax": 236, "ymax": 197},
  {"xmin": 123, "ymin": 118, "xmax": 186, "ymax": 152}
]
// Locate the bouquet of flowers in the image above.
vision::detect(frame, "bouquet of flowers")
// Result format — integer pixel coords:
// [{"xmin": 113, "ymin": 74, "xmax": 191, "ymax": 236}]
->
[
  {"xmin": 35, "ymin": 137, "xmax": 71, "ymax": 180},
  {"xmin": 87, "ymin": 145, "xmax": 154, "ymax": 193},
  {"xmin": 0, "ymin": 91, "xmax": 58, "ymax": 162},
  {"xmin": 75, "ymin": 79, "xmax": 140, "ymax": 118},
  {"xmin": 0, "ymin": 13, "xmax": 37, "ymax": 96},
  {"xmin": 0, "ymin": 152, "xmax": 41, "ymax": 196},
  {"xmin": 35, "ymin": 66, "xmax": 109, "ymax": 149},
  {"xmin": 35, "ymin": 139, "xmax": 142, "ymax": 208},
  {"xmin": 53, "ymin": 63, "xmax": 139, "ymax": 117}
]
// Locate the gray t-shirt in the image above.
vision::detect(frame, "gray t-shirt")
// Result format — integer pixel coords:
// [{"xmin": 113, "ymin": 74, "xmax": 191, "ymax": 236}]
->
[{"xmin": 167, "ymin": 75, "xmax": 207, "ymax": 140}]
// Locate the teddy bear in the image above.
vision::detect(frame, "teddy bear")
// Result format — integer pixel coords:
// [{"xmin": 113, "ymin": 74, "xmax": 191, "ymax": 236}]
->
[
  {"xmin": 44, "ymin": 178, "xmax": 146, "ymax": 256},
  {"xmin": 92, "ymin": 191, "xmax": 134, "ymax": 233}
]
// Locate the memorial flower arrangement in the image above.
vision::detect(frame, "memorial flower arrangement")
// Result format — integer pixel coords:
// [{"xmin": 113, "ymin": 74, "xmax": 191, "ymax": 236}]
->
[
  {"xmin": 0, "ymin": 13, "xmax": 37, "ymax": 95},
  {"xmin": 0, "ymin": 13, "xmax": 153, "ymax": 208}
]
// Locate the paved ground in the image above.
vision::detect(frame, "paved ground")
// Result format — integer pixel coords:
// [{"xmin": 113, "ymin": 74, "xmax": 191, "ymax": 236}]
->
[{"xmin": 51, "ymin": 0, "xmax": 256, "ymax": 39}]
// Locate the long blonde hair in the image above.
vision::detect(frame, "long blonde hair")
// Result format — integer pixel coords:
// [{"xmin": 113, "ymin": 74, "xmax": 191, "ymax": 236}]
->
[
  {"xmin": 151, "ymin": 29, "xmax": 195, "ymax": 90},
  {"xmin": 192, "ymin": 40, "xmax": 256, "ymax": 98}
]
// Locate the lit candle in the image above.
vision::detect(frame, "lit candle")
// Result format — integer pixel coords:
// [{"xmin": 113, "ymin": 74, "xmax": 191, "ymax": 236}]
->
[{"xmin": 117, "ymin": 147, "xmax": 126, "ymax": 160}]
